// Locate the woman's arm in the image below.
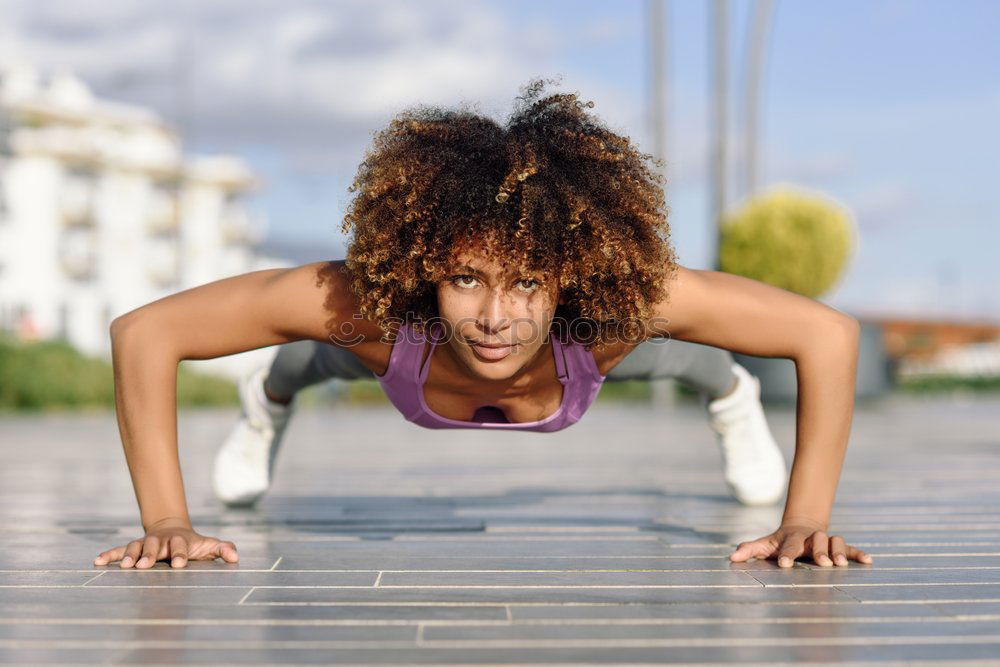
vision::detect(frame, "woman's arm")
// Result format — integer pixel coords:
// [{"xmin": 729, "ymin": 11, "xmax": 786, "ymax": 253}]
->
[
  {"xmin": 101, "ymin": 260, "xmax": 363, "ymax": 565},
  {"xmin": 647, "ymin": 265, "xmax": 871, "ymax": 567}
]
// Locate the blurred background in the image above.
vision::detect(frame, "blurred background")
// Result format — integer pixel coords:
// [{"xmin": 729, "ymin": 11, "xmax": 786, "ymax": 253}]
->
[{"xmin": 0, "ymin": 0, "xmax": 997, "ymax": 411}]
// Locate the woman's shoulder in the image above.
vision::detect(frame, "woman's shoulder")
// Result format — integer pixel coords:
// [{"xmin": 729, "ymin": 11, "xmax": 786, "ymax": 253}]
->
[
  {"xmin": 306, "ymin": 260, "xmax": 399, "ymax": 346},
  {"xmin": 587, "ymin": 338, "xmax": 642, "ymax": 377}
]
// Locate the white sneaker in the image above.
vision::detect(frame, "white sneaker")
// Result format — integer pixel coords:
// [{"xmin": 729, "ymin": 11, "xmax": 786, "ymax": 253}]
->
[
  {"xmin": 212, "ymin": 366, "xmax": 296, "ymax": 507},
  {"xmin": 703, "ymin": 363, "xmax": 787, "ymax": 506}
]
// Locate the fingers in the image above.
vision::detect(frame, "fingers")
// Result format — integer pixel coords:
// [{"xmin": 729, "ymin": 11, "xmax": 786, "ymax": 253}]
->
[
  {"xmin": 728, "ymin": 530, "xmax": 873, "ymax": 570},
  {"xmin": 217, "ymin": 540, "xmax": 239, "ymax": 563},
  {"xmin": 846, "ymin": 543, "xmax": 873, "ymax": 565},
  {"xmin": 826, "ymin": 535, "xmax": 873, "ymax": 566},
  {"xmin": 169, "ymin": 535, "xmax": 189, "ymax": 569},
  {"xmin": 93, "ymin": 534, "xmax": 241, "ymax": 568},
  {"xmin": 120, "ymin": 540, "xmax": 145, "ymax": 568},
  {"xmin": 810, "ymin": 531, "xmax": 833, "ymax": 567},
  {"xmin": 830, "ymin": 535, "xmax": 849, "ymax": 566},
  {"xmin": 135, "ymin": 535, "xmax": 161, "ymax": 569},
  {"xmin": 729, "ymin": 541, "xmax": 755, "ymax": 563},
  {"xmin": 93, "ymin": 545, "xmax": 126, "ymax": 566},
  {"xmin": 729, "ymin": 536, "xmax": 778, "ymax": 562},
  {"xmin": 777, "ymin": 533, "xmax": 806, "ymax": 568}
]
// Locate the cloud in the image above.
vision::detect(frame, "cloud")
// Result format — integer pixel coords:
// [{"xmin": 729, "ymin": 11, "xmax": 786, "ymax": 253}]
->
[
  {"xmin": 766, "ymin": 150, "xmax": 853, "ymax": 183},
  {"xmin": 1, "ymin": 0, "xmax": 617, "ymax": 169},
  {"xmin": 850, "ymin": 182, "xmax": 919, "ymax": 230}
]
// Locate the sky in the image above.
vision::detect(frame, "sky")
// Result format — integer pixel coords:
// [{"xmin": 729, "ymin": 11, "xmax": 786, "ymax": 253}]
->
[{"xmin": 1, "ymin": 0, "xmax": 998, "ymax": 321}]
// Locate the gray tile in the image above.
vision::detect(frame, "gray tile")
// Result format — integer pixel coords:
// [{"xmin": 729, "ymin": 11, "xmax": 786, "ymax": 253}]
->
[
  {"xmin": 509, "ymin": 600, "xmax": 967, "ymax": 622},
  {"xmin": 930, "ymin": 601, "xmax": 1000, "ymax": 616},
  {"xmin": 88, "ymin": 570, "xmax": 378, "ymax": 587},
  {"xmin": 245, "ymin": 584, "xmax": 854, "ymax": 605},
  {"xmin": 2, "ymin": 396, "xmax": 1000, "ymax": 664},
  {"xmin": 0, "ymin": 648, "xmax": 131, "ymax": 664},
  {"xmin": 422, "ymin": 619, "xmax": 1000, "ymax": 641},
  {"xmin": 857, "ymin": 545, "xmax": 1000, "ymax": 555},
  {"xmin": 0, "ymin": 572, "xmax": 103, "ymax": 585},
  {"xmin": 857, "ymin": 556, "xmax": 1000, "ymax": 567},
  {"xmin": 840, "ymin": 584, "xmax": 1000, "ymax": 602},
  {"xmin": 106, "ymin": 642, "xmax": 1000, "ymax": 664},
  {"xmin": 274, "ymin": 556, "xmax": 773, "ymax": 571},
  {"xmin": 0, "ymin": 587, "xmax": 250, "ymax": 605},
  {"xmin": 0, "ymin": 602, "xmax": 508, "ymax": 622},
  {"xmin": 223, "ymin": 539, "xmax": 678, "ymax": 558},
  {"xmin": 377, "ymin": 570, "xmax": 761, "ymax": 587},
  {"xmin": 0, "ymin": 622, "xmax": 417, "ymax": 641},
  {"xmin": 752, "ymin": 567, "xmax": 1000, "ymax": 587}
]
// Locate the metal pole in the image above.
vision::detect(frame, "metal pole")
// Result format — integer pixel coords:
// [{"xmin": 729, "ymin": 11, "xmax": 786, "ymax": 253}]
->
[
  {"xmin": 709, "ymin": 0, "xmax": 728, "ymax": 271},
  {"xmin": 646, "ymin": 0, "xmax": 677, "ymax": 407},
  {"xmin": 743, "ymin": 0, "xmax": 775, "ymax": 200},
  {"xmin": 647, "ymin": 0, "xmax": 667, "ymax": 187}
]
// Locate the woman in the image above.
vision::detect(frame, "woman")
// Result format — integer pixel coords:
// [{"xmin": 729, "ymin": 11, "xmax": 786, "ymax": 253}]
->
[
  {"xmin": 210, "ymin": 292, "xmax": 786, "ymax": 508},
  {"xmin": 94, "ymin": 79, "xmax": 870, "ymax": 571}
]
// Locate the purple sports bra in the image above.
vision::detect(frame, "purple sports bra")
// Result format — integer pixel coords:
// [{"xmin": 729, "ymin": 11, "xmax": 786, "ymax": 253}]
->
[{"xmin": 373, "ymin": 321, "xmax": 606, "ymax": 432}]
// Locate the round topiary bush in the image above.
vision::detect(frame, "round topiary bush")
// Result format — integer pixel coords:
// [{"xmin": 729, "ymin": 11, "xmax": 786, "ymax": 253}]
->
[{"xmin": 719, "ymin": 185, "xmax": 856, "ymax": 298}]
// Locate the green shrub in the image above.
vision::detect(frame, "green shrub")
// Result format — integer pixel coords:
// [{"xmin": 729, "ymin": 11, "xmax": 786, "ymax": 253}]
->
[
  {"xmin": 0, "ymin": 333, "xmax": 236, "ymax": 411},
  {"xmin": 719, "ymin": 185, "xmax": 856, "ymax": 298},
  {"xmin": 898, "ymin": 374, "xmax": 1000, "ymax": 393},
  {"xmin": 333, "ymin": 378, "xmax": 392, "ymax": 405},
  {"xmin": 596, "ymin": 380, "xmax": 652, "ymax": 402},
  {"xmin": 175, "ymin": 361, "xmax": 238, "ymax": 406}
]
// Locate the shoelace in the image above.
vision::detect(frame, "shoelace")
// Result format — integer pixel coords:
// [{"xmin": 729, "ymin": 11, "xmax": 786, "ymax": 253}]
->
[{"xmin": 244, "ymin": 396, "xmax": 280, "ymax": 431}]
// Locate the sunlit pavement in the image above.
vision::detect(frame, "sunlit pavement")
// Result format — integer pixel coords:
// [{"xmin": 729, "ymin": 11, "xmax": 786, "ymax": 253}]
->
[{"xmin": 2, "ymin": 392, "xmax": 1000, "ymax": 664}]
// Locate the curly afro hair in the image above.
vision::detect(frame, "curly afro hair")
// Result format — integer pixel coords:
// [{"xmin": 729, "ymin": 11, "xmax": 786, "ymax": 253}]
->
[{"xmin": 337, "ymin": 77, "xmax": 679, "ymax": 352}]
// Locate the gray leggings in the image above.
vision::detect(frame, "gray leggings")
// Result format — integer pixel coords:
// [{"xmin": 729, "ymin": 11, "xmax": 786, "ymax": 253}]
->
[{"xmin": 264, "ymin": 335, "xmax": 737, "ymax": 401}]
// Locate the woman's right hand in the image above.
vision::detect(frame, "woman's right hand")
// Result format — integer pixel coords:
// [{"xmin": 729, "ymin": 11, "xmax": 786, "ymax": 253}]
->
[{"xmin": 92, "ymin": 518, "xmax": 239, "ymax": 569}]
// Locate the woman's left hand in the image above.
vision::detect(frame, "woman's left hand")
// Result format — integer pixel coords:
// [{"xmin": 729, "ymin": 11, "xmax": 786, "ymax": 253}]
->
[{"xmin": 729, "ymin": 522, "xmax": 873, "ymax": 568}]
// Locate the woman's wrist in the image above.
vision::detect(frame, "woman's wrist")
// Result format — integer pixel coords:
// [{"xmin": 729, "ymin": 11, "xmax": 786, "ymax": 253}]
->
[
  {"xmin": 779, "ymin": 515, "xmax": 828, "ymax": 531},
  {"xmin": 144, "ymin": 515, "xmax": 193, "ymax": 532}
]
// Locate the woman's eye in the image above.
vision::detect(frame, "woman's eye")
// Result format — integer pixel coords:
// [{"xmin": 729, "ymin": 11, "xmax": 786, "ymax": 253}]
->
[
  {"xmin": 450, "ymin": 276, "xmax": 540, "ymax": 291},
  {"xmin": 518, "ymin": 279, "xmax": 540, "ymax": 291}
]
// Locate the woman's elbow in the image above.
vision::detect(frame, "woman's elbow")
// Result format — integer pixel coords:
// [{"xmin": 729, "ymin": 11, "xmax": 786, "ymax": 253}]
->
[
  {"xmin": 794, "ymin": 312, "xmax": 859, "ymax": 360},
  {"xmin": 110, "ymin": 311, "xmax": 146, "ymax": 340},
  {"xmin": 818, "ymin": 314, "xmax": 861, "ymax": 358},
  {"xmin": 834, "ymin": 314, "xmax": 861, "ymax": 341},
  {"xmin": 109, "ymin": 310, "xmax": 163, "ymax": 347},
  {"xmin": 110, "ymin": 314, "xmax": 132, "ymax": 340}
]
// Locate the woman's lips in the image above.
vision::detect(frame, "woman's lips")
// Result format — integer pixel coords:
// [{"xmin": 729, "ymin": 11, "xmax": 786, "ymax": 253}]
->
[{"xmin": 471, "ymin": 342, "xmax": 515, "ymax": 360}]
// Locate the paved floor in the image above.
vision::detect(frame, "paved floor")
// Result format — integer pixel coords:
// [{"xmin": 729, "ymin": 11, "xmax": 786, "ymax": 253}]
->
[{"xmin": 2, "ymin": 391, "xmax": 1000, "ymax": 665}]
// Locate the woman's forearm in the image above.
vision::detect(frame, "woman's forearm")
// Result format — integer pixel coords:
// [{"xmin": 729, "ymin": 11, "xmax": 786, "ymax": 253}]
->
[
  {"xmin": 110, "ymin": 316, "xmax": 192, "ymax": 532},
  {"xmin": 103, "ymin": 263, "xmax": 346, "ymax": 533},
  {"xmin": 781, "ymin": 318, "xmax": 861, "ymax": 529}
]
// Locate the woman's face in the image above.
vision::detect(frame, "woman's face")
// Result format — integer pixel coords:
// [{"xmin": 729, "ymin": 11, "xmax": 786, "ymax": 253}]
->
[{"xmin": 435, "ymin": 246, "xmax": 563, "ymax": 381}]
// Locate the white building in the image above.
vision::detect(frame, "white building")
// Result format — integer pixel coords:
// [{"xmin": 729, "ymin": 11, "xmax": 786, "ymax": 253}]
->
[{"xmin": 0, "ymin": 64, "xmax": 292, "ymax": 381}]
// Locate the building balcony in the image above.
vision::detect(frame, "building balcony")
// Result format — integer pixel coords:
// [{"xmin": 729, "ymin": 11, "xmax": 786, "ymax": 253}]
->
[
  {"xmin": 146, "ymin": 237, "xmax": 180, "ymax": 287},
  {"xmin": 145, "ymin": 188, "xmax": 180, "ymax": 235},
  {"xmin": 60, "ymin": 173, "xmax": 95, "ymax": 227},
  {"xmin": 219, "ymin": 207, "xmax": 263, "ymax": 245},
  {"xmin": 59, "ymin": 228, "xmax": 97, "ymax": 280},
  {"xmin": 60, "ymin": 251, "xmax": 97, "ymax": 281}
]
